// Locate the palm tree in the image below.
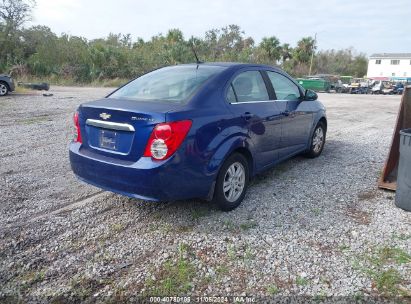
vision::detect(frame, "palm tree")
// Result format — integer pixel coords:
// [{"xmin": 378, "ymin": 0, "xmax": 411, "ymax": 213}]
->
[
  {"xmin": 259, "ymin": 36, "xmax": 281, "ymax": 63},
  {"xmin": 280, "ymin": 43, "xmax": 293, "ymax": 62}
]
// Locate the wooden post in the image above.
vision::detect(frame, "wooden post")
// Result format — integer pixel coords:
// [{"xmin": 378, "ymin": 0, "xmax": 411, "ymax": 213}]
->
[{"xmin": 379, "ymin": 86, "xmax": 411, "ymax": 190}]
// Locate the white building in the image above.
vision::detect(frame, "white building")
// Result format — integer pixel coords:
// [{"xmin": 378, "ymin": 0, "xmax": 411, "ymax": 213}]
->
[{"xmin": 367, "ymin": 53, "xmax": 411, "ymax": 82}]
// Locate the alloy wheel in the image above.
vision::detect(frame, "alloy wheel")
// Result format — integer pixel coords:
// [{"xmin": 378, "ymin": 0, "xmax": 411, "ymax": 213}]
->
[
  {"xmin": 312, "ymin": 127, "xmax": 324, "ymax": 153},
  {"xmin": 0, "ymin": 84, "xmax": 7, "ymax": 96},
  {"xmin": 223, "ymin": 162, "xmax": 245, "ymax": 202}
]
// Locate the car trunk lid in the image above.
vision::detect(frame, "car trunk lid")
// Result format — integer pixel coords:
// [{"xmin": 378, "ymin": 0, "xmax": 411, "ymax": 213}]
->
[{"xmin": 78, "ymin": 98, "xmax": 182, "ymax": 162}]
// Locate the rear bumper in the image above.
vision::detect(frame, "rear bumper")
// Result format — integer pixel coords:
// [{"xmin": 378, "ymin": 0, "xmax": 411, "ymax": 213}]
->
[{"xmin": 69, "ymin": 143, "xmax": 212, "ymax": 201}]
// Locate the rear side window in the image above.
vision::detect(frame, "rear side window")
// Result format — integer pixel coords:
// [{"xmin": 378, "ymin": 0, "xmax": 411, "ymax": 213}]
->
[
  {"xmin": 229, "ymin": 71, "xmax": 269, "ymax": 103},
  {"xmin": 267, "ymin": 71, "xmax": 301, "ymax": 101}
]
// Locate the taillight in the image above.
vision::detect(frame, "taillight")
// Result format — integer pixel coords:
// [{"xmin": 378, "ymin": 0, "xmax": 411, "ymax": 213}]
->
[
  {"xmin": 73, "ymin": 111, "xmax": 82, "ymax": 143},
  {"xmin": 144, "ymin": 120, "xmax": 192, "ymax": 160}
]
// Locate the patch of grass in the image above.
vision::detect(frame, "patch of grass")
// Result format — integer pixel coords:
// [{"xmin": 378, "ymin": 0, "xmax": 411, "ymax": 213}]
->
[
  {"xmin": 373, "ymin": 268, "xmax": 402, "ymax": 296},
  {"xmin": 295, "ymin": 276, "xmax": 309, "ymax": 286},
  {"xmin": 91, "ymin": 78, "xmax": 128, "ymax": 88},
  {"xmin": 223, "ymin": 220, "xmax": 236, "ymax": 232},
  {"xmin": 20, "ymin": 269, "xmax": 46, "ymax": 289},
  {"xmin": 355, "ymin": 246, "xmax": 410, "ymax": 297},
  {"xmin": 191, "ymin": 208, "xmax": 209, "ymax": 220},
  {"xmin": 339, "ymin": 244, "xmax": 350, "ymax": 252},
  {"xmin": 267, "ymin": 284, "xmax": 280, "ymax": 295},
  {"xmin": 353, "ymin": 291, "xmax": 364, "ymax": 302},
  {"xmin": 240, "ymin": 221, "xmax": 258, "ymax": 230},
  {"xmin": 243, "ymin": 245, "xmax": 255, "ymax": 262},
  {"xmin": 367, "ymin": 246, "xmax": 411, "ymax": 267},
  {"xmin": 311, "ymin": 208, "xmax": 322, "ymax": 216},
  {"xmin": 69, "ymin": 275, "xmax": 112, "ymax": 301},
  {"xmin": 14, "ymin": 86, "xmax": 32, "ymax": 94},
  {"xmin": 313, "ymin": 290, "xmax": 327, "ymax": 301},
  {"xmin": 20, "ymin": 115, "xmax": 51, "ymax": 125},
  {"xmin": 216, "ymin": 265, "xmax": 229, "ymax": 277},
  {"xmin": 174, "ymin": 225, "xmax": 194, "ymax": 233},
  {"xmin": 148, "ymin": 222, "xmax": 173, "ymax": 233},
  {"xmin": 378, "ymin": 246, "xmax": 411, "ymax": 265},
  {"xmin": 111, "ymin": 223, "xmax": 124, "ymax": 233},
  {"xmin": 227, "ymin": 244, "xmax": 236, "ymax": 261},
  {"xmin": 144, "ymin": 245, "xmax": 195, "ymax": 296}
]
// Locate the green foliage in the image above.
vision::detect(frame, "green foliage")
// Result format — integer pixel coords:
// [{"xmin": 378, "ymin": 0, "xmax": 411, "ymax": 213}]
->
[
  {"xmin": 0, "ymin": 0, "xmax": 368, "ymax": 83},
  {"xmin": 354, "ymin": 245, "xmax": 410, "ymax": 297},
  {"xmin": 144, "ymin": 244, "xmax": 195, "ymax": 295},
  {"xmin": 295, "ymin": 276, "xmax": 309, "ymax": 286},
  {"xmin": 267, "ymin": 284, "xmax": 280, "ymax": 295},
  {"xmin": 315, "ymin": 48, "xmax": 368, "ymax": 77}
]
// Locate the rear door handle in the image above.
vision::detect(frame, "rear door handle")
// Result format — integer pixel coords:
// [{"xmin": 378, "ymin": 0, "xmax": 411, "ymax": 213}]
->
[{"xmin": 241, "ymin": 112, "xmax": 254, "ymax": 121}]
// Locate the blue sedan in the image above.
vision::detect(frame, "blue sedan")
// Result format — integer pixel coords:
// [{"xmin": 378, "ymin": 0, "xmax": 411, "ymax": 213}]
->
[{"xmin": 69, "ymin": 63, "xmax": 327, "ymax": 211}]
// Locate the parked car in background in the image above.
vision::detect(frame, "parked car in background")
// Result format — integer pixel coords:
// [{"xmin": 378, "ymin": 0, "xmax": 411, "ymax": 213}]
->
[
  {"xmin": 69, "ymin": 63, "xmax": 327, "ymax": 211},
  {"xmin": 390, "ymin": 83, "xmax": 404, "ymax": 95},
  {"xmin": 0, "ymin": 74, "xmax": 15, "ymax": 96}
]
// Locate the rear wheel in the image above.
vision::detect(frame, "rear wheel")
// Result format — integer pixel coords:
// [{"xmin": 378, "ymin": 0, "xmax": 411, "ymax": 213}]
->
[
  {"xmin": 213, "ymin": 153, "xmax": 249, "ymax": 211},
  {"xmin": 0, "ymin": 82, "xmax": 9, "ymax": 96},
  {"xmin": 305, "ymin": 122, "xmax": 326, "ymax": 158}
]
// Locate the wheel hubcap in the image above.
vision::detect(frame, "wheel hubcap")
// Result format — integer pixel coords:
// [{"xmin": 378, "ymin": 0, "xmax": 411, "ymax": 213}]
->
[
  {"xmin": 312, "ymin": 127, "xmax": 324, "ymax": 153},
  {"xmin": 0, "ymin": 84, "xmax": 7, "ymax": 95},
  {"xmin": 223, "ymin": 162, "xmax": 245, "ymax": 202}
]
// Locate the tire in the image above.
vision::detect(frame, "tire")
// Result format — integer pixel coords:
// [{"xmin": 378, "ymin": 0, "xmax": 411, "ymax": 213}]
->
[
  {"xmin": 213, "ymin": 153, "xmax": 249, "ymax": 211},
  {"xmin": 0, "ymin": 82, "xmax": 9, "ymax": 96},
  {"xmin": 305, "ymin": 121, "xmax": 326, "ymax": 158}
]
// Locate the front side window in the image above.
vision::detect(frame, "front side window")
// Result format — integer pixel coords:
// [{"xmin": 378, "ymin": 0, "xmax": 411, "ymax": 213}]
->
[
  {"xmin": 229, "ymin": 71, "xmax": 269, "ymax": 103},
  {"xmin": 267, "ymin": 71, "xmax": 301, "ymax": 101},
  {"xmin": 110, "ymin": 65, "xmax": 226, "ymax": 103}
]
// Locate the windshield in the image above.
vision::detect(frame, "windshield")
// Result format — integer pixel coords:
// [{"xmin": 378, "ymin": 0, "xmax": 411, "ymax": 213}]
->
[{"xmin": 109, "ymin": 65, "xmax": 226, "ymax": 103}]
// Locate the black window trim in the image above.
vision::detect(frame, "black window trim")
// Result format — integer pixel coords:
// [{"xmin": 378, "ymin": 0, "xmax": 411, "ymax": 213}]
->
[{"xmin": 228, "ymin": 83, "xmax": 238, "ymax": 103}]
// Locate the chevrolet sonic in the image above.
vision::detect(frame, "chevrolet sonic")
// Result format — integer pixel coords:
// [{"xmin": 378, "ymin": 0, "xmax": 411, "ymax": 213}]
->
[{"xmin": 69, "ymin": 63, "xmax": 327, "ymax": 211}]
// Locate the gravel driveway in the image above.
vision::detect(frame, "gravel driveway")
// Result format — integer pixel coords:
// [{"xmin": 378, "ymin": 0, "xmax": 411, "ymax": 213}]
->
[{"xmin": 0, "ymin": 87, "xmax": 410, "ymax": 302}]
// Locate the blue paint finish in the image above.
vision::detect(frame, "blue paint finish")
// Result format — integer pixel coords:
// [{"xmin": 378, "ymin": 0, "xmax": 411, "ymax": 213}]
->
[{"xmin": 69, "ymin": 63, "xmax": 327, "ymax": 202}]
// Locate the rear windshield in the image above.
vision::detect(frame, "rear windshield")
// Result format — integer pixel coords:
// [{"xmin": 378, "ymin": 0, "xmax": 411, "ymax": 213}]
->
[{"xmin": 109, "ymin": 65, "xmax": 226, "ymax": 103}]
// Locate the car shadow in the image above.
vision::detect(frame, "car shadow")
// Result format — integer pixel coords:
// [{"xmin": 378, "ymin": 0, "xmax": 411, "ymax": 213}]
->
[{"xmin": 110, "ymin": 136, "xmax": 385, "ymax": 239}]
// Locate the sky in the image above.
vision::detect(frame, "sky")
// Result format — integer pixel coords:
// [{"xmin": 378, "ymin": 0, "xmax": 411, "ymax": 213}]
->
[{"xmin": 30, "ymin": 0, "xmax": 411, "ymax": 56}]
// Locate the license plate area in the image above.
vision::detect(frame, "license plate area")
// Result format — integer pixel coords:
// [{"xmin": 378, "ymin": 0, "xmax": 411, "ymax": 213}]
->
[{"xmin": 99, "ymin": 129, "xmax": 118, "ymax": 151}]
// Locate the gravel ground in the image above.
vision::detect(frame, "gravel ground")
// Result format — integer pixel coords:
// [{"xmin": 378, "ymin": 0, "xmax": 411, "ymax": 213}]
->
[{"xmin": 0, "ymin": 87, "xmax": 410, "ymax": 302}]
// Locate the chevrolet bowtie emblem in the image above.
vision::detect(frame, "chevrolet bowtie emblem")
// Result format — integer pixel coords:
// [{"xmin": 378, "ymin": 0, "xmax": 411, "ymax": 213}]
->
[{"xmin": 100, "ymin": 113, "xmax": 111, "ymax": 120}]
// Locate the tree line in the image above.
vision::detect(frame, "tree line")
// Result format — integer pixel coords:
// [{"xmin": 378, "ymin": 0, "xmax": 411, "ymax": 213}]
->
[{"xmin": 1, "ymin": 0, "xmax": 368, "ymax": 83}]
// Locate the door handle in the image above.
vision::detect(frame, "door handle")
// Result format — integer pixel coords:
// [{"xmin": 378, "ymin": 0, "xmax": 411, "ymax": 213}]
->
[{"xmin": 241, "ymin": 112, "xmax": 254, "ymax": 120}]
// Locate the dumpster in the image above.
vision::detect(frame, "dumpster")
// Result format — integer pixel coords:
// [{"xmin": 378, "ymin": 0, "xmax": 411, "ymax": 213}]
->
[
  {"xmin": 395, "ymin": 128, "xmax": 411, "ymax": 211},
  {"xmin": 297, "ymin": 78, "xmax": 331, "ymax": 92}
]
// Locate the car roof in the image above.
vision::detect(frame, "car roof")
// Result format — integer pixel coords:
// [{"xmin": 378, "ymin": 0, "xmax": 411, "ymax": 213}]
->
[{"xmin": 179, "ymin": 62, "xmax": 282, "ymax": 71}]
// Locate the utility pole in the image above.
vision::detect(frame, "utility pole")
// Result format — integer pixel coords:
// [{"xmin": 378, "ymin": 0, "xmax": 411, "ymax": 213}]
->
[{"xmin": 308, "ymin": 33, "xmax": 317, "ymax": 76}]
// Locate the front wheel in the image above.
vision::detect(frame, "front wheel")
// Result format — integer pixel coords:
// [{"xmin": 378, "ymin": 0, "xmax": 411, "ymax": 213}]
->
[
  {"xmin": 0, "ymin": 82, "xmax": 9, "ymax": 96},
  {"xmin": 213, "ymin": 153, "xmax": 249, "ymax": 211},
  {"xmin": 305, "ymin": 122, "xmax": 326, "ymax": 158}
]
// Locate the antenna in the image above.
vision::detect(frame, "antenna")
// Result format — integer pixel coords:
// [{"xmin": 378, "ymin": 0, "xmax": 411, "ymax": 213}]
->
[{"xmin": 190, "ymin": 37, "xmax": 202, "ymax": 65}]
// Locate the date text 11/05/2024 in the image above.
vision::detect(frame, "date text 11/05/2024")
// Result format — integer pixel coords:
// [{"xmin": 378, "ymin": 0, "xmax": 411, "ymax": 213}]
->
[{"xmin": 149, "ymin": 296, "xmax": 256, "ymax": 303}]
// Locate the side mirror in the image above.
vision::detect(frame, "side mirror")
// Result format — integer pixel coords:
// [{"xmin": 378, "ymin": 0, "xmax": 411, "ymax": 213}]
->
[{"xmin": 304, "ymin": 89, "xmax": 318, "ymax": 101}]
